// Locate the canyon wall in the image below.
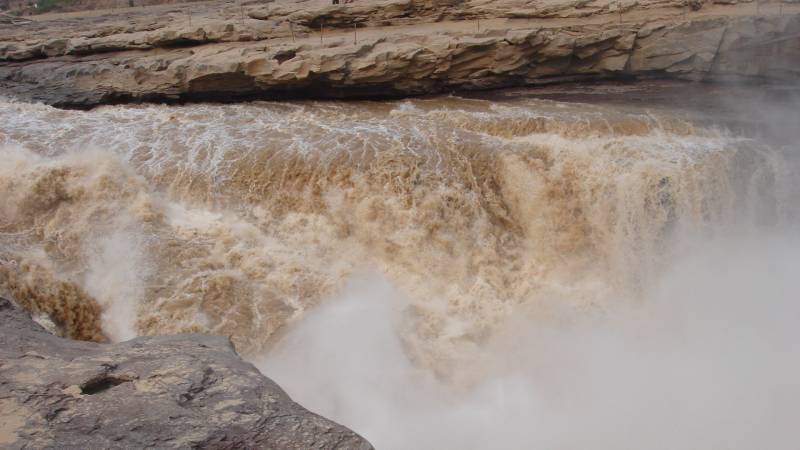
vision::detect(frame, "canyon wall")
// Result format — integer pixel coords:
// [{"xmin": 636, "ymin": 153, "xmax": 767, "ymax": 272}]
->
[{"xmin": 1, "ymin": 0, "xmax": 799, "ymax": 107}]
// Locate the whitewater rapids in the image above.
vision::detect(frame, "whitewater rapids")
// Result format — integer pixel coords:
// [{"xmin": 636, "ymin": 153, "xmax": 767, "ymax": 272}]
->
[{"xmin": 1, "ymin": 85, "xmax": 798, "ymax": 448}]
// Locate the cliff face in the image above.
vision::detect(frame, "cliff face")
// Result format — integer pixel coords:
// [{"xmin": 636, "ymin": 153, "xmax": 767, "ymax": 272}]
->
[
  {"xmin": 0, "ymin": 0, "xmax": 798, "ymax": 107},
  {"xmin": 0, "ymin": 297, "xmax": 373, "ymax": 449}
]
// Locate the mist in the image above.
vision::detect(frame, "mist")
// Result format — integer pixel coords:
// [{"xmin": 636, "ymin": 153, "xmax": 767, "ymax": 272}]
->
[
  {"xmin": 2, "ymin": 82, "xmax": 799, "ymax": 448},
  {"xmin": 257, "ymin": 229, "xmax": 800, "ymax": 449}
]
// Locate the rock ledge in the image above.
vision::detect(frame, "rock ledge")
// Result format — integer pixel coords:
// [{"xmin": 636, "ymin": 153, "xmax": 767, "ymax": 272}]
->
[
  {"xmin": 0, "ymin": 297, "xmax": 373, "ymax": 450},
  {"xmin": 1, "ymin": 0, "xmax": 799, "ymax": 107}
]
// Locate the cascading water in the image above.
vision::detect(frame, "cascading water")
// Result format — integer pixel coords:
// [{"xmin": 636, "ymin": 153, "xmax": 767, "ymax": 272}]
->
[{"xmin": 1, "ymin": 85, "xmax": 798, "ymax": 448}]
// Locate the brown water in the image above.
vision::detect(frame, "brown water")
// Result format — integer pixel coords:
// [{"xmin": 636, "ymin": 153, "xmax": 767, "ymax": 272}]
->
[{"xmin": 1, "ymin": 86, "xmax": 798, "ymax": 448}]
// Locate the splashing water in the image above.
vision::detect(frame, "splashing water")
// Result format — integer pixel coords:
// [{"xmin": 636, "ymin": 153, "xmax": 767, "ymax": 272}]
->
[
  {"xmin": 260, "ymin": 235, "xmax": 800, "ymax": 449},
  {"xmin": 0, "ymin": 88, "xmax": 798, "ymax": 447}
]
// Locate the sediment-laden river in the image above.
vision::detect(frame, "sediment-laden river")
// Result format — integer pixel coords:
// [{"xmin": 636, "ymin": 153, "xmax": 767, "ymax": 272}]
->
[{"xmin": 1, "ymin": 82, "xmax": 798, "ymax": 449}]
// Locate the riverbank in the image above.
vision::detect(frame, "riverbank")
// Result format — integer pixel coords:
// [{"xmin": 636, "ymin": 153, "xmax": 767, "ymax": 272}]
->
[{"xmin": 1, "ymin": 0, "xmax": 798, "ymax": 108}]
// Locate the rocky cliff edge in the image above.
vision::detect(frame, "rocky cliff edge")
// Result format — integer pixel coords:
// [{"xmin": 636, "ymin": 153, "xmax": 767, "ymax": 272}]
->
[
  {"xmin": 1, "ymin": 0, "xmax": 799, "ymax": 107},
  {"xmin": 0, "ymin": 297, "xmax": 373, "ymax": 450}
]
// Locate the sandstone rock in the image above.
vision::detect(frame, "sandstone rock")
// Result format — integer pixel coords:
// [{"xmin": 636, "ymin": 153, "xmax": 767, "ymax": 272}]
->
[
  {"xmin": 0, "ymin": 297, "xmax": 373, "ymax": 450},
  {"xmin": 252, "ymin": 0, "xmax": 417, "ymax": 28},
  {"xmin": 1, "ymin": 0, "xmax": 799, "ymax": 107},
  {"xmin": 629, "ymin": 19, "xmax": 728, "ymax": 74},
  {"xmin": 712, "ymin": 15, "xmax": 800, "ymax": 79}
]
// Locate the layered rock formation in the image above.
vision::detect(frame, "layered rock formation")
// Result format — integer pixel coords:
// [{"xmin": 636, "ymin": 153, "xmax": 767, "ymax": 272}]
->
[
  {"xmin": 0, "ymin": 0, "xmax": 799, "ymax": 107},
  {"xmin": 0, "ymin": 297, "xmax": 373, "ymax": 449}
]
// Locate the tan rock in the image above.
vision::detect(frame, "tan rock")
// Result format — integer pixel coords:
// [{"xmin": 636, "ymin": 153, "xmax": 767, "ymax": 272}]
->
[{"xmin": 1, "ymin": 0, "xmax": 798, "ymax": 107}]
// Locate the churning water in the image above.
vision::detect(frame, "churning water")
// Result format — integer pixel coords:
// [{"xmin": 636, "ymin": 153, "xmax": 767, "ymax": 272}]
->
[{"xmin": 1, "ymin": 85, "xmax": 798, "ymax": 448}]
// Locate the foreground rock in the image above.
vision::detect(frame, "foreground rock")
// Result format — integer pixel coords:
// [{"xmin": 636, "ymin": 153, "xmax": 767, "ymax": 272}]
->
[
  {"xmin": 0, "ymin": 297, "xmax": 373, "ymax": 449},
  {"xmin": 1, "ymin": 0, "xmax": 799, "ymax": 107}
]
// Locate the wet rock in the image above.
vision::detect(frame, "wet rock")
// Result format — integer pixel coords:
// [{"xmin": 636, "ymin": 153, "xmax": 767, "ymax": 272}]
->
[{"xmin": 0, "ymin": 297, "xmax": 373, "ymax": 450}]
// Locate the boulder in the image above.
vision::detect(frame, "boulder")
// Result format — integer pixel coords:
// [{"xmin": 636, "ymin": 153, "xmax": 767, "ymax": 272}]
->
[{"xmin": 0, "ymin": 297, "xmax": 373, "ymax": 450}]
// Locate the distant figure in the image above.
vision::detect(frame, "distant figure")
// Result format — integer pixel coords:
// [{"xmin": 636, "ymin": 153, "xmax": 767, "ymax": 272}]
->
[{"xmin": 332, "ymin": 0, "xmax": 339, "ymax": 4}]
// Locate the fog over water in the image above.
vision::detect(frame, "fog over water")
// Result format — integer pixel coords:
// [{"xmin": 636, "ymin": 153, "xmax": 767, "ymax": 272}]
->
[
  {"xmin": 1, "ymin": 83, "xmax": 798, "ymax": 448},
  {"xmin": 260, "ymin": 234, "xmax": 800, "ymax": 449}
]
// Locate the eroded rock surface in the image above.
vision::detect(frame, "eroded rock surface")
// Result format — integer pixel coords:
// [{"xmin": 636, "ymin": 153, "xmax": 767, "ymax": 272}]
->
[
  {"xmin": 0, "ymin": 297, "xmax": 373, "ymax": 450},
  {"xmin": 1, "ymin": 0, "xmax": 799, "ymax": 107}
]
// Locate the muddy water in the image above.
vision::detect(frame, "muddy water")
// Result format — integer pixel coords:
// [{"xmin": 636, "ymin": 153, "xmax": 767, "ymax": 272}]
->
[{"xmin": 1, "ymin": 84, "xmax": 799, "ymax": 447}]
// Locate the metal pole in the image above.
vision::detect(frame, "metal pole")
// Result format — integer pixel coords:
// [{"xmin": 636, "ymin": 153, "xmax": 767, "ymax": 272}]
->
[
  {"xmin": 354, "ymin": 22, "xmax": 357, "ymax": 44},
  {"xmin": 320, "ymin": 20, "xmax": 324, "ymax": 44},
  {"xmin": 290, "ymin": 21, "xmax": 295, "ymax": 42}
]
